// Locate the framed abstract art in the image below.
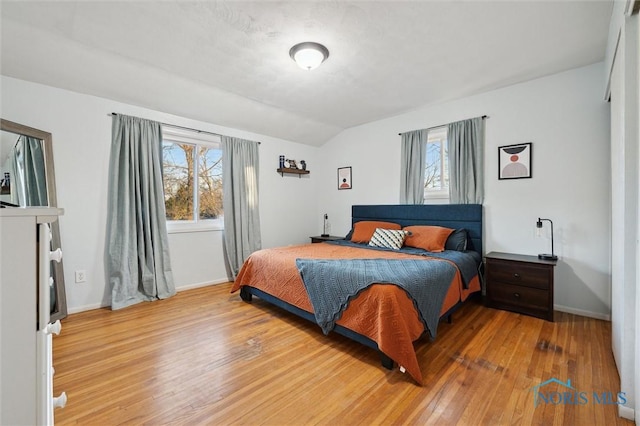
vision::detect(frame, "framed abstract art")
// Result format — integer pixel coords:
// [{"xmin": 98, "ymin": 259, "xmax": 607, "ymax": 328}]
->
[
  {"xmin": 338, "ymin": 166, "xmax": 352, "ymax": 189},
  {"xmin": 498, "ymin": 143, "xmax": 532, "ymax": 180}
]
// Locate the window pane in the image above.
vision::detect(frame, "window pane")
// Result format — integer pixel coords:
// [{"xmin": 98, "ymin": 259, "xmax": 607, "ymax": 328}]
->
[
  {"xmin": 425, "ymin": 142, "xmax": 442, "ymax": 190},
  {"xmin": 424, "ymin": 126, "xmax": 449, "ymax": 200},
  {"xmin": 442, "ymin": 140, "xmax": 449, "ymax": 189},
  {"xmin": 163, "ymin": 142, "xmax": 194, "ymax": 221},
  {"xmin": 198, "ymin": 146, "xmax": 223, "ymax": 220}
]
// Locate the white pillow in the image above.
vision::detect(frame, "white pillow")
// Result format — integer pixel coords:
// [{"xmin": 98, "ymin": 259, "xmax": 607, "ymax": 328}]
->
[{"xmin": 368, "ymin": 228, "xmax": 409, "ymax": 250}]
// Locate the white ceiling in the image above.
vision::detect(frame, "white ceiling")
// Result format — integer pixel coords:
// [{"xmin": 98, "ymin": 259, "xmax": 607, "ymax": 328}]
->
[{"xmin": 0, "ymin": 1, "xmax": 613, "ymax": 146}]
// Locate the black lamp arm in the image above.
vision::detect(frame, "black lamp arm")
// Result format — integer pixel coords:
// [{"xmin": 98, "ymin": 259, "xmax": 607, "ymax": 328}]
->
[
  {"xmin": 322, "ymin": 213, "xmax": 329, "ymax": 237},
  {"xmin": 537, "ymin": 218, "xmax": 555, "ymax": 258}
]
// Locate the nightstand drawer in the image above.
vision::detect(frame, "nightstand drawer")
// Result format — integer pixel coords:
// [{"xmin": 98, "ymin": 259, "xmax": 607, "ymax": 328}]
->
[
  {"xmin": 486, "ymin": 260, "xmax": 551, "ymax": 289},
  {"xmin": 485, "ymin": 252, "xmax": 556, "ymax": 322},
  {"xmin": 488, "ymin": 282, "xmax": 550, "ymax": 311}
]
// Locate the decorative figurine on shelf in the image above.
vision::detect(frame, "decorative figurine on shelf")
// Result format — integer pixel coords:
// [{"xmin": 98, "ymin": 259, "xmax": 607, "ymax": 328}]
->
[
  {"xmin": 279, "ymin": 155, "xmax": 285, "ymax": 169},
  {"xmin": 0, "ymin": 172, "xmax": 10, "ymax": 195},
  {"xmin": 300, "ymin": 160, "xmax": 307, "ymax": 170},
  {"xmin": 288, "ymin": 159, "xmax": 298, "ymax": 169}
]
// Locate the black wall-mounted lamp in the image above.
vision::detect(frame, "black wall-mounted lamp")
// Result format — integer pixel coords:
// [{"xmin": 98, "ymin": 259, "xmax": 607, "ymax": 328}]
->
[
  {"xmin": 322, "ymin": 213, "xmax": 329, "ymax": 237},
  {"xmin": 536, "ymin": 218, "xmax": 558, "ymax": 261}
]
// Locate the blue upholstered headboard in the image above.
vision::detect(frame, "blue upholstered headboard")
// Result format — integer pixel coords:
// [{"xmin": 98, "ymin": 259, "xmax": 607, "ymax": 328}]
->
[{"xmin": 351, "ymin": 204, "xmax": 483, "ymax": 256}]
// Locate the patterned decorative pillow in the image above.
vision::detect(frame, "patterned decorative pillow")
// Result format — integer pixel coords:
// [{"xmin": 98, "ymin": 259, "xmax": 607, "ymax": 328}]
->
[{"xmin": 368, "ymin": 228, "xmax": 410, "ymax": 250}]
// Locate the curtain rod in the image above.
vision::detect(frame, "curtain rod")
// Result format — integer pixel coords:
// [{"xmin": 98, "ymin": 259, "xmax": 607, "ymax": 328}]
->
[
  {"xmin": 398, "ymin": 115, "xmax": 488, "ymax": 136},
  {"xmin": 110, "ymin": 113, "xmax": 260, "ymax": 144}
]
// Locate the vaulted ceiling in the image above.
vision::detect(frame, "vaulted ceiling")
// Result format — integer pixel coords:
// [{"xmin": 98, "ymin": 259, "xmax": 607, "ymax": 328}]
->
[{"xmin": 0, "ymin": 1, "xmax": 613, "ymax": 146}]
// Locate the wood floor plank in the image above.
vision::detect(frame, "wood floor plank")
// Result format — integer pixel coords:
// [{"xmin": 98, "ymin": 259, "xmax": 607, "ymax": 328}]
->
[{"xmin": 52, "ymin": 283, "xmax": 632, "ymax": 425}]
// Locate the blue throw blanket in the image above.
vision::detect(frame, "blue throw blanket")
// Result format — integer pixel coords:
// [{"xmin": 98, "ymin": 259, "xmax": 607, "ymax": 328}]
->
[
  {"xmin": 326, "ymin": 239, "xmax": 479, "ymax": 288},
  {"xmin": 295, "ymin": 258, "xmax": 457, "ymax": 340}
]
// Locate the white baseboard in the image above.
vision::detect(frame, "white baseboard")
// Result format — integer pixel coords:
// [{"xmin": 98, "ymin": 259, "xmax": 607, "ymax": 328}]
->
[
  {"xmin": 68, "ymin": 302, "xmax": 107, "ymax": 314},
  {"xmin": 175, "ymin": 278, "xmax": 230, "ymax": 292},
  {"xmin": 67, "ymin": 279, "xmax": 231, "ymax": 314},
  {"xmin": 554, "ymin": 304, "xmax": 611, "ymax": 321},
  {"xmin": 619, "ymin": 404, "xmax": 634, "ymax": 420}
]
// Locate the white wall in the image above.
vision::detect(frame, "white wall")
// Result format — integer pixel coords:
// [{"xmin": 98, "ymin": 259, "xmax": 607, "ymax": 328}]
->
[
  {"xmin": 0, "ymin": 62, "xmax": 613, "ymax": 321},
  {"xmin": 318, "ymin": 62, "xmax": 611, "ymax": 319},
  {"xmin": 0, "ymin": 76, "xmax": 321, "ymax": 312}
]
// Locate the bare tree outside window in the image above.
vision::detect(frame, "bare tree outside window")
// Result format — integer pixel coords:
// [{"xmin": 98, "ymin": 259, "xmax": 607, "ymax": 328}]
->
[
  {"xmin": 163, "ymin": 141, "xmax": 223, "ymax": 222},
  {"xmin": 198, "ymin": 145, "xmax": 223, "ymax": 220},
  {"xmin": 163, "ymin": 142, "xmax": 193, "ymax": 220},
  {"xmin": 425, "ymin": 142, "xmax": 442, "ymax": 189},
  {"xmin": 424, "ymin": 127, "xmax": 449, "ymax": 200}
]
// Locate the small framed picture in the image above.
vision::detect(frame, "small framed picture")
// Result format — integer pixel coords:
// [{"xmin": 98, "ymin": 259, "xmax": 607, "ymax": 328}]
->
[
  {"xmin": 498, "ymin": 142, "xmax": 532, "ymax": 180},
  {"xmin": 338, "ymin": 166, "xmax": 352, "ymax": 190}
]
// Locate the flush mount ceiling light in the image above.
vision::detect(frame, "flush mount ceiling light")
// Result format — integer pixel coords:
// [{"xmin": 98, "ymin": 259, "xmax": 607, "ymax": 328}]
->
[{"xmin": 289, "ymin": 42, "xmax": 329, "ymax": 70}]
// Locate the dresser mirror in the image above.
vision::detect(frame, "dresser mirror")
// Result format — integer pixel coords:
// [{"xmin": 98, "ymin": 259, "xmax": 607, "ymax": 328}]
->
[{"xmin": 1, "ymin": 119, "xmax": 67, "ymax": 321}]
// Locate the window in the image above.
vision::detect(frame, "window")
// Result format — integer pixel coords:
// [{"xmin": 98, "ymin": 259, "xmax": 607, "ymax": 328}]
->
[
  {"xmin": 162, "ymin": 127, "xmax": 223, "ymax": 232},
  {"xmin": 424, "ymin": 126, "xmax": 449, "ymax": 200}
]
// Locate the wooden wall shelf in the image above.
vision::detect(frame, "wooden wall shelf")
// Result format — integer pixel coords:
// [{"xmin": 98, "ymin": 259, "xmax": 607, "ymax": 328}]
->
[{"xmin": 277, "ymin": 168, "xmax": 310, "ymax": 177}]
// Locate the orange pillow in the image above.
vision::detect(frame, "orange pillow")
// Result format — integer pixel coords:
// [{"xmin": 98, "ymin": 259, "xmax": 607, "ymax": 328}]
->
[
  {"xmin": 403, "ymin": 225, "xmax": 454, "ymax": 252},
  {"xmin": 350, "ymin": 221, "xmax": 401, "ymax": 243}
]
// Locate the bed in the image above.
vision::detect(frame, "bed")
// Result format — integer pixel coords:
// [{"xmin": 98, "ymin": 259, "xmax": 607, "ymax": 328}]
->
[{"xmin": 230, "ymin": 204, "xmax": 483, "ymax": 385}]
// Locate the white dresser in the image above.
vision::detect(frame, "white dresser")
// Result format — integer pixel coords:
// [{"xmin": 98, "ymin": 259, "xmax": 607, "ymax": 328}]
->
[{"xmin": 0, "ymin": 207, "xmax": 66, "ymax": 425}]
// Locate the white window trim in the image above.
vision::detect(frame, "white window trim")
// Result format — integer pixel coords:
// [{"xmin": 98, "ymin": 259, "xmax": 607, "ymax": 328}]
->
[
  {"xmin": 163, "ymin": 126, "xmax": 222, "ymax": 145},
  {"xmin": 426, "ymin": 189, "xmax": 450, "ymax": 200},
  {"xmin": 166, "ymin": 220, "xmax": 223, "ymax": 234},
  {"xmin": 162, "ymin": 126, "xmax": 224, "ymax": 233}
]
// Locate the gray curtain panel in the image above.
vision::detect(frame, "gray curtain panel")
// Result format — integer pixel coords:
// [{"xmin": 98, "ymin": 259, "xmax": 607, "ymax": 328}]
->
[
  {"xmin": 448, "ymin": 117, "xmax": 485, "ymax": 204},
  {"xmin": 399, "ymin": 129, "xmax": 428, "ymax": 204},
  {"xmin": 9, "ymin": 151, "xmax": 20, "ymax": 205},
  {"xmin": 11, "ymin": 136, "xmax": 48, "ymax": 206},
  {"xmin": 222, "ymin": 136, "xmax": 261, "ymax": 278},
  {"xmin": 106, "ymin": 114, "xmax": 176, "ymax": 310}
]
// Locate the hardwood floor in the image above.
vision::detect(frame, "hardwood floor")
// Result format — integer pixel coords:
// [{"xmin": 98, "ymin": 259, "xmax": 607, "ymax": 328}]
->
[{"xmin": 53, "ymin": 283, "xmax": 631, "ymax": 425}]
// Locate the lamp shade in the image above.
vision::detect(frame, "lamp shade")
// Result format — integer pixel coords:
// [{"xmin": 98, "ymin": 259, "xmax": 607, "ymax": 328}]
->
[{"xmin": 289, "ymin": 42, "xmax": 329, "ymax": 70}]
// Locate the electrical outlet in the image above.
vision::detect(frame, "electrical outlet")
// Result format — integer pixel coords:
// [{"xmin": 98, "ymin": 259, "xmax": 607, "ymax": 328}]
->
[{"xmin": 75, "ymin": 270, "xmax": 86, "ymax": 283}]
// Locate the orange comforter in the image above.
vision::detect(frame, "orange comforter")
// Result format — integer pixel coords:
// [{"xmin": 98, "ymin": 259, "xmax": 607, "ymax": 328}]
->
[{"xmin": 230, "ymin": 242, "xmax": 480, "ymax": 385}]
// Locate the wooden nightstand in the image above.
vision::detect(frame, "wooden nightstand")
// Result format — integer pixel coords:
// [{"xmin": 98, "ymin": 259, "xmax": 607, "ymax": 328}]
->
[
  {"xmin": 310, "ymin": 235, "xmax": 343, "ymax": 243},
  {"xmin": 485, "ymin": 252, "xmax": 557, "ymax": 322}
]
